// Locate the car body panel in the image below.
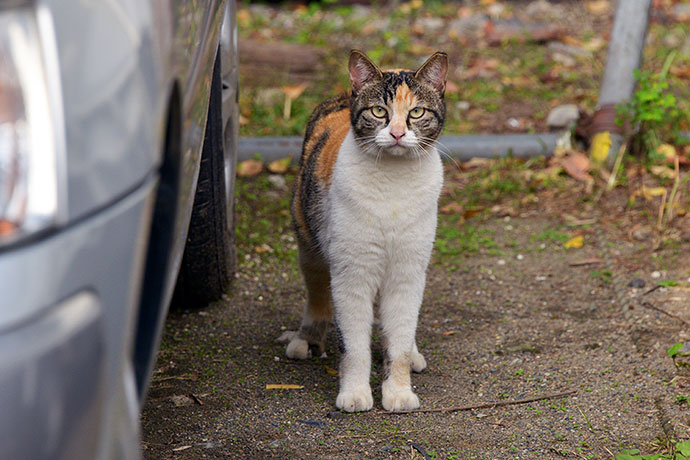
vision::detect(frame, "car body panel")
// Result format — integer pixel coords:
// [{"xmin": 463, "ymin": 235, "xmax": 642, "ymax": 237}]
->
[{"xmin": 0, "ymin": 0, "xmax": 234, "ymax": 457}]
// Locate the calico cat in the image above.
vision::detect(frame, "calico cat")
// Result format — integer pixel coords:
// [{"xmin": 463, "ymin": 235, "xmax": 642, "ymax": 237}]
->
[{"xmin": 281, "ymin": 50, "xmax": 447, "ymax": 412}]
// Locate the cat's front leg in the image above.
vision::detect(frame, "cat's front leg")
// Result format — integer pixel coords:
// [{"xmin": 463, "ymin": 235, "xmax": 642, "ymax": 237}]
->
[
  {"xmin": 330, "ymin": 260, "xmax": 379, "ymax": 412},
  {"xmin": 379, "ymin": 265, "xmax": 426, "ymax": 411}
]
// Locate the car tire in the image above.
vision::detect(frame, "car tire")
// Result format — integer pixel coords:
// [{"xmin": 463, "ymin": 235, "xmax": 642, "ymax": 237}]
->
[{"xmin": 172, "ymin": 51, "xmax": 236, "ymax": 308}]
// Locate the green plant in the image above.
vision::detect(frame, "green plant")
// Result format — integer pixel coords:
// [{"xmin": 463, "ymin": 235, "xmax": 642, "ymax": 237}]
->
[
  {"xmin": 617, "ymin": 51, "xmax": 688, "ymax": 158},
  {"xmin": 615, "ymin": 440, "xmax": 690, "ymax": 460},
  {"xmin": 667, "ymin": 342, "xmax": 690, "ymax": 370}
]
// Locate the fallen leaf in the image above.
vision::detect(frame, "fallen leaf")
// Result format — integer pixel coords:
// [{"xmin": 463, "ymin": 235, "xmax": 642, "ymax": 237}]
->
[
  {"xmin": 587, "ymin": 0, "xmax": 611, "ymax": 14},
  {"xmin": 440, "ymin": 202, "xmax": 463, "ymax": 214},
  {"xmin": 656, "ymin": 143, "xmax": 677, "ymax": 160},
  {"xmin": 442, "ymin": 330, "xmax": 458, "ymax": 336},
  {"xmin": 255, "ymin": 244, "xmax": 273, "ymax": 254},
  {"xmin": 268, "ymin": 157, "xmax": 291, "ymax": 174},
  {"xmin": 266, "ymin": 384, "xmax": 305, "ymax": 390},
  {"xmin": 463, "ymin": 157, "xmax": 491, "ymax": 169},
  {"xmin": 325, "ymin": 366, "xmax": 338, "ymax": 376},
  {"xmin": 463, "ymin": 207, "xmax": 484, "ymax": 219},
  {"xmin": 238, "ymin": 159, "xmax": 263, "ymax": 177},
  {"xmin": 650, "ymin": 165, "xmax": 677, "ymax": 179},
  {"xmin": 670, "ymin": 65, "xmax": 690, "ymax": 79},
  {"xmin": 563, "ymin": 235, "xmax": 584, "ymax": 249},
  {"xmin": 560, "ymin": 152, "xmax": 592, "ymax": 181}
]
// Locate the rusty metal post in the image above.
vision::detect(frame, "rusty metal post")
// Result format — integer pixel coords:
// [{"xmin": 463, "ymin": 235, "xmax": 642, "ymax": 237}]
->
[{"xmin": 589, "ymin": 0, "xmax": 653, "ymax": 167}]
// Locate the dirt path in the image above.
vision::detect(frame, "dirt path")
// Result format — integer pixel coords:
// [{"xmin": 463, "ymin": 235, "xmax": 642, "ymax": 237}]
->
[{"xmin": 141, "ymin": 170, "xmax": 690, "ymax": 459}]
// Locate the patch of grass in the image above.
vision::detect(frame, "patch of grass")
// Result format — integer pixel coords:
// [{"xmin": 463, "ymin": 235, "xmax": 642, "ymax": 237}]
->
[
  {"xmin": 590, "ymin": 269, "xmax": 612, "ymax": 285},
  {"xmin": 530, "ymin": 228, "xmax": 571, "ymax": 245},
  {"xmin": 434, "ymin": 224, "xmax": 497, "ymax": 261}
]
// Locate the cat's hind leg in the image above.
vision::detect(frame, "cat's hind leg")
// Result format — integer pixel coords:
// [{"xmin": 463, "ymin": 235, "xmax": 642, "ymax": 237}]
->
[
  {"xmin": 411, "ymin": 341, "xmax": 427, "ymax": 373},
  {"xmin": 281, "ymin": 247, "xmax": 333, "ymax": 359}
]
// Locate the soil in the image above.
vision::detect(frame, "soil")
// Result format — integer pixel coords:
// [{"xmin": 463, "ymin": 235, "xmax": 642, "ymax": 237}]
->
[{"xmin": 141, "ymin": 168, "xmax": 690, "ymax": 460}]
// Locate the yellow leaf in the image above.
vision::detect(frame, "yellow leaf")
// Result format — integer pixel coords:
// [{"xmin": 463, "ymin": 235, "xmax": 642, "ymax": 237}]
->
[
  {"xmin": 325, "ymin": 366, "xmax": 338, "ymax": 376},
  {"xmin": 268, "ymin": 157, "xmax": 291, "ymax": 174},
  {"xmin": 656, "ymin": 143, "xmax": 677, "ymax": 160},
  {"xmin": 644, "ymin": 186, "xmax": 667, "ymax": 197},
  {"xmin": 266, "ymin": 384, "xmax": 304, "ymax": 390},
  {"xmin": 563, "ymin": 235, "xmax": 584, "ymax": 249}
]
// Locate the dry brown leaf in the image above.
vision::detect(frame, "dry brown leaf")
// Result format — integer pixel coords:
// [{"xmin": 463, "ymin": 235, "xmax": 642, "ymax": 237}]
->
[
  {"xmin": 463, "ymin": 207, "xmax": 484, "ymax": 219},
  {"xmin": 268, "ymin": 157, "xmax": 291, "ymax": 174},
  {"xmin": 237, "ymin": 159, "xmax": 263, "ymax": 177},
  {"xmin": 587, "ymin": 0, "xmax": 611, "ymax": 14},
  {"xmin": 266, "ymin": 384, "xmax": 304, "ymax": 390},
  {"xmin": 650, "ymin": 165, "xmax": 677, "ymax": 179},
  {"xmin": 670, "ymin": 65, "xmax": 690, "ymax": 79},
  {"xmin": 440, "ymin": 202, "xmax": 463, "ymax": 214},
  {"xmin": 560, "ymin": 152, "xmax": 592, "ymax": 181},
  {"xmin": 442, "ymin": 330, "xmax": 458, "ymax": 336},
  {"xmin": 255, "ymin": 244, "xmax": 273, "ymax": 254}
]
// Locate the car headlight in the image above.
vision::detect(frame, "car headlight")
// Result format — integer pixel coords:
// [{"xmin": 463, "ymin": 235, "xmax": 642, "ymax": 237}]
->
[{"xmin": 0, "ymin": 6, "xmax": 65, "ymax": 245}]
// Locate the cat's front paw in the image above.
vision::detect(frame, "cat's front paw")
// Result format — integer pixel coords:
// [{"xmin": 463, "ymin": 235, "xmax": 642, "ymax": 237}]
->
[
  {"xmin": 336, "ymin": 387, "xmax": 374, "ymax": 412},
  {"xmin": 285, "ymin": 336, "xmax": 311, "ymax": 360},
  {"xmin": 410, "ymin": 350, "xmax": 427, "ymax": 373},
  {"xmin": 382, "ymin": 386, "xmax": 420, "ymax": 412}
]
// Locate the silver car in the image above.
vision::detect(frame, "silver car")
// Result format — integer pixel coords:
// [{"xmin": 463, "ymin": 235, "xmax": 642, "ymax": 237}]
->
[{"xmin": 0, "ymin": 1, "xmax": 238, "ymax": 458}]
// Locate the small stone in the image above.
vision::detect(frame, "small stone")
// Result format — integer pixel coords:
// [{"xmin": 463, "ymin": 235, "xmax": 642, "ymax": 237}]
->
[
  {"xmin": 455, "ymin": 100, "xmax": 471, "ymax": 111},
  {"xmin": 274, "ymin": 356, "xmax": 280, "ymax": 362},
  {"xmin": 268, "ymin": 174, "xmax": 287, "ymax": 190},
  {"xmin": 506, "ymin": 117, "xmax": 521, "ymax": 129},
  {"xmin": 546, "ymin": 104, "xmax": 579, "ymax": 128},
  {"xmin": 516, "ymin": 254, "xmax": 524, "ymax": 260},
  {"xmin": 632, "ymin": 226, "xmax": 653, "ymax": 241},
  {"xmin": 651, "ymin": 271, "xmax": 661, "ymax": 279},
  {"xmin": 497, "ymin": 259, "xmax": 506, "ymax": 265},
  {"xmin": 628, "ymin": 278, "xmax": 645, "ymax": 289},
  {"xmin": 170, "ymin": 395, "xmax": 194, "ymax": 407}
]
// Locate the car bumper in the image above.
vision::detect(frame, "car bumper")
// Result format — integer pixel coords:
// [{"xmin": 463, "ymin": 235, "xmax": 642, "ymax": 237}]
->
[{"xmin": 0, "ymin": 177, "xmax": 157, "ymax": 460}]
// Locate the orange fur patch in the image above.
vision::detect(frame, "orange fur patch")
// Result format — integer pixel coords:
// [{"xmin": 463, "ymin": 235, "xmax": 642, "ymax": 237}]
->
[
  {"xmin": 314, "ymin": 109, "xmax": 350, "ymax": 186},
  {"xmin": 391, "ymin": 83, "xmax": 417, "ymax": 132}
]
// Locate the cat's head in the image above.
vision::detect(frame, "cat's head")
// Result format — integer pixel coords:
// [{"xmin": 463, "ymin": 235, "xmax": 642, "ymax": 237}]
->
[{"xmin": 348, "ymin": 50, "xmax": 448, "ymax": 159}]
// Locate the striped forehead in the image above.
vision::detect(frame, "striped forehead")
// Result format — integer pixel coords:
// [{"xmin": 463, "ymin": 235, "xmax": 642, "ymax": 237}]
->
[{"xmin": 380, "ymin": 71, "xmax": 417, "ymax": 106}]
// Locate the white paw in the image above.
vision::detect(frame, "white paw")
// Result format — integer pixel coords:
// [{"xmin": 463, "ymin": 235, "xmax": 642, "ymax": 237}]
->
[
  {"xmin": 335, "ymin": 387, "xmax": 374, "ymax": 412},
  {"xmin": 286, "ymin": 337, "xmax": 311, "ymax": 360},
  {"xmin": 382, "ymin": 387, "xmax": 420, "ymax": 412},
  {"xmin": 410, "ymin": 350, "xmax": 427, "ymax": 373}
]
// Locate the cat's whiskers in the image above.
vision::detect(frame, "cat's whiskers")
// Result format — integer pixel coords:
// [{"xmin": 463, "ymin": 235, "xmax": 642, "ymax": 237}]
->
[{"xmin": 418, "ymin": 137, "xmax": 460, "ymax": 170}]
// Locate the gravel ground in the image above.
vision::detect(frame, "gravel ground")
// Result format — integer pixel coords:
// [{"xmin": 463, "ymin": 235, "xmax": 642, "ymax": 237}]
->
[{"xmin": 141, "ymin": 172, "xmax": 690, "ymax": 460}]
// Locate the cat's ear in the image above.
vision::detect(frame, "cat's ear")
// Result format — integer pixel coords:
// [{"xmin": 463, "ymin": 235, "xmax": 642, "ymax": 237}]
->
[
  {"xmin": 349, "ymin": 50, "xmax": 383, "ymax": 94},
  {"xmin": 415, "ymin": 52, "xmax": 448, "ymax": 94}
]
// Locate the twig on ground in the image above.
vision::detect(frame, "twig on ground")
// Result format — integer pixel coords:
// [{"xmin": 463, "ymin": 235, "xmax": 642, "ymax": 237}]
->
[
  {"xmin": 643, "ymin": 284, "xmax": 663, "ymax": 296},
  {"xmin": 375, "ymin": 389, "xmax": 577, "ymax": 415},
  {"xmin": 640, "ymin": 301, "xmax": 690, "ymax": 326},
  {"xmin": 569, "ymin": 257, "xmax": 602, "ymax": 267},
  {"xmin": 410, "ymin": 443, "xmax": 432, "ymax": 460}
]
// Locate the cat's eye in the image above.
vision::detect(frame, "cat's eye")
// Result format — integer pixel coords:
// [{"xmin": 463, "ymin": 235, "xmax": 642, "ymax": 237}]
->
[
  {"xmin": 409, "ymin": 107, "xmax": 425, "ymax": 119},
  {"xmin": 371, "ymin": 106, "xmax": 387, "ymax": 118}
]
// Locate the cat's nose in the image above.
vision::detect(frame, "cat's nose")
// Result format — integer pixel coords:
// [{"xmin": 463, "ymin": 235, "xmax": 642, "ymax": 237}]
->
[{"xmin": 390, "ymin": 130, "xmax": 405, "ymax": 142}]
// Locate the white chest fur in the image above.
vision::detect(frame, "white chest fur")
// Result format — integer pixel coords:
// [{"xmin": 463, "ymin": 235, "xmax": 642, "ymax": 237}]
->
[{"xmin": 320, "ymin": 129, "xmax": 443, "ymax": 260}]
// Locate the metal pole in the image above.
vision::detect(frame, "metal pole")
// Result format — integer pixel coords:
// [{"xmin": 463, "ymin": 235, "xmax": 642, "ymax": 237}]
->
[
  {"xmin": 589, "ymin": 0, "xmax": 652, "ymax": 167},
  {"xmin": 238, "ymin": 133, "xmax": 566, "ymax": 163}
]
